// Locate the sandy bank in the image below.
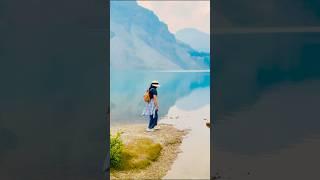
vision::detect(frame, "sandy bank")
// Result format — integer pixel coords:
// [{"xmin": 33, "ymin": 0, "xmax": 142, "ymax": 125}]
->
[{"xmin": 110, "ymin": 123, "xmax": 188, "ymax": 180}]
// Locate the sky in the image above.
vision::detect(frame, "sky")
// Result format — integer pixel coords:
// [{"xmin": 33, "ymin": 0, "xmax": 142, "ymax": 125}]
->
[{"xmin": 137, "ymin": 1, "xmax": 210, "ymax": 34}]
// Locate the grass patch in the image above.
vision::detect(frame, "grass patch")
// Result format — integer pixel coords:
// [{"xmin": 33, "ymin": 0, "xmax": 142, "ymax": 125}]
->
[
  {"xmin": 110, "ymin": 132, "xmax": 162, "ymax": 171},
  {"xmin": 121, "ymin": 138, "xmax": 162, "ymax": 170}
]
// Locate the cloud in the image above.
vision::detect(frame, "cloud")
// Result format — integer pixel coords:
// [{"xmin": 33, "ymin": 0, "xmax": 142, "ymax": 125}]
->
[{"xmin": 137, "ymin": 1, "xmax": 210, "ymax": 34}]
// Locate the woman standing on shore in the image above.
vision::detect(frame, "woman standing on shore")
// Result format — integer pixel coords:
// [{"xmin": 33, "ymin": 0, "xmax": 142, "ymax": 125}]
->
[{"xmin": 142, "ymin": 80, "xmax": 160, "ymax": 132}]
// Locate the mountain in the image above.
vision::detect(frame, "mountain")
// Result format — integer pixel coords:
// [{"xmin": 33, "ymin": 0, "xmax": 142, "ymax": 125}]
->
[
  {"xmin": 110, "ymin": 1, "xmax": 209, "ymax": 70},
  {"xmin": 175, "ymin": 28, "xmax": 210, "ymax": 53}
]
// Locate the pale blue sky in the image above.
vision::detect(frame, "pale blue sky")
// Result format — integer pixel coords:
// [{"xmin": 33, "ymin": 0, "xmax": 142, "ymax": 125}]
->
[{"xmin": 137, "ymin": 1, "xmax": 210, "ymax": 34}]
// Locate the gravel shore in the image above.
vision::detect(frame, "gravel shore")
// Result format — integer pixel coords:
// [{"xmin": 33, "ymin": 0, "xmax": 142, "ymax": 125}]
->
[{"xmin": 110, "ymin": 123, "xmax": 188, "ymax": 180}]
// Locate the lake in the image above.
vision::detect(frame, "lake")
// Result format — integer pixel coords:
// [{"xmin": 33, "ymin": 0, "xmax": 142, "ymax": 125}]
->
[{"xmin": 110, "ymin": 70, "xmax": 210, "ymax": 125}]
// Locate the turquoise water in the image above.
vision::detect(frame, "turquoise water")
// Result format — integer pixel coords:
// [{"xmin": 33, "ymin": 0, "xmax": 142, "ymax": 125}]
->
[{"xmin": 110, "ymin": 70, "xmax": 210, "ymax": 125}]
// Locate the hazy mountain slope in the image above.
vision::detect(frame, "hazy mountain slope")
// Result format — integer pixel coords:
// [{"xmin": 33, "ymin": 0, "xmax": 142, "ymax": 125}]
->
[
  {"xmin": 110, "ymin": 1, "xmax": 209, "ymax": 70},
  {"xmin": 175, "ymin": 28, "xmax": 210, "ymax": 53}
]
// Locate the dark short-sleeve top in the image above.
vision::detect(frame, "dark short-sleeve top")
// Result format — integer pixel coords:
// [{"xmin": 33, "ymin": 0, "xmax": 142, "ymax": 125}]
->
[{"xmin": 149, "ymin": 87, "xmax": 158, "ymax": 99}]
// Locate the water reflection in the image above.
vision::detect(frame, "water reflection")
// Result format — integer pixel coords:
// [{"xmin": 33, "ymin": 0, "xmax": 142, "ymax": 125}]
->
[
  {"xmin": 110, "ymin": 71, "xmax": 210, "ymax": 125},
  {"xmin": 175, "ymin": 87, "xmax": 210, "ymax": 111},
  {"xmin": 160, "ymin": 87, "xmax": 210, "ymax": 179}
]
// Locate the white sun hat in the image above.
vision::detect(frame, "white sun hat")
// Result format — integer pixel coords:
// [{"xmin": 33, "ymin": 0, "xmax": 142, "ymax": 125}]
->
[{"xmin": 151, "ymin": 80, "xmax": 160, "ymax": 87}]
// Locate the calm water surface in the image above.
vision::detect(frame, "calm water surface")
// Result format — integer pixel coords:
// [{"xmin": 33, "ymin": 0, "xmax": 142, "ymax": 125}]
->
[{"xmin": 110, "ymin": 70, "xmax": 210, "ymax": 125}]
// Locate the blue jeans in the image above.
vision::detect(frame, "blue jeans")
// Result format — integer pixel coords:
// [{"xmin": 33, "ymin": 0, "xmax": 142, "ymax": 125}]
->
[{"xmin": 148, "ymin": 109, "xmax": 158, "ymax": 129}]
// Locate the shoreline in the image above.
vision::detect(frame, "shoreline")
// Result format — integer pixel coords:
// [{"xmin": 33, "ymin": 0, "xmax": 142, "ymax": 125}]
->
[
  {"xmin": 110, "ymin": 103, "xmax": 210, "ymax": 179},
  {"xmin": 161, "ymin": 104, "xmax": 210, "ymax": 179},
  {"xmin": 110, "ymin": 123, "xmax": 188, "ymax": 179}
]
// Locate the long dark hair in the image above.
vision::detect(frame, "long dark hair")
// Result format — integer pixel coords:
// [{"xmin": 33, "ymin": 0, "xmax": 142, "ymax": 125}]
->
[{"xmin": 149, "ymin": 84, "xmax": 157, "ymax": 90}]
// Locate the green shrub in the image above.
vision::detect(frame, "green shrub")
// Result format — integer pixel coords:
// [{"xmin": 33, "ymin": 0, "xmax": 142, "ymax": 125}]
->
[{"xmin": 110, "ymin": 132, "xmax": 124, "ymax": 169}]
